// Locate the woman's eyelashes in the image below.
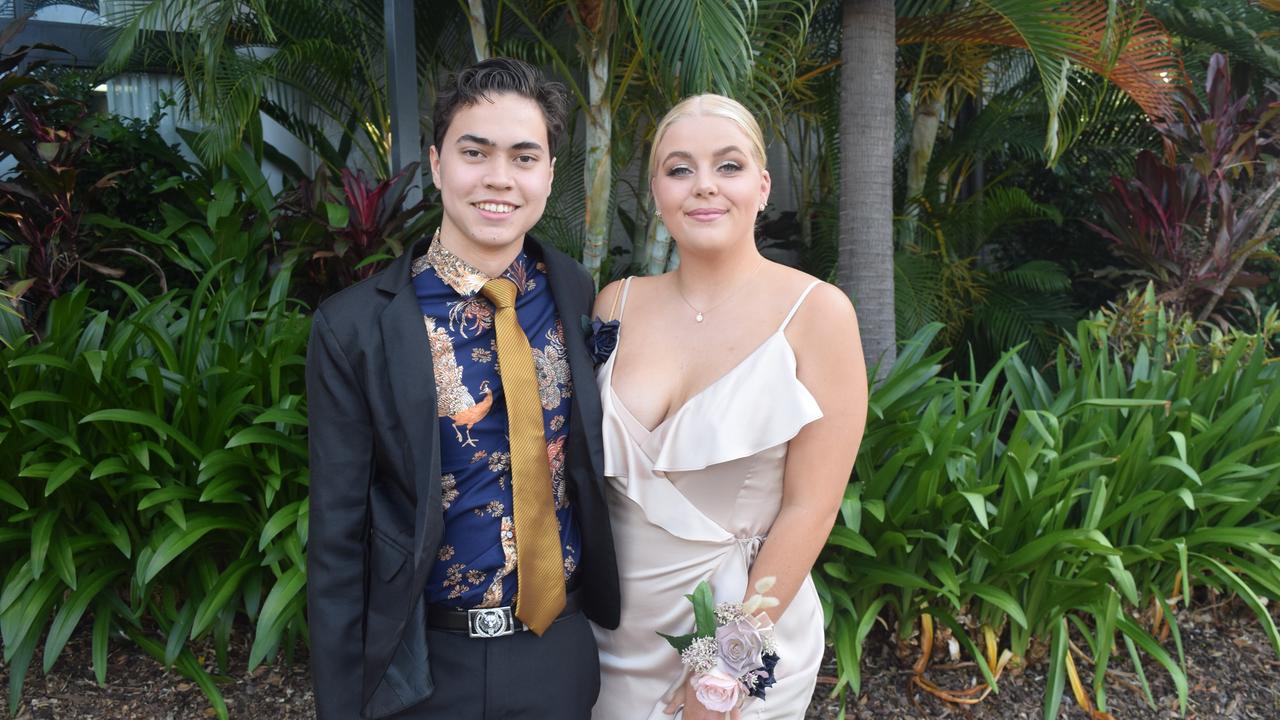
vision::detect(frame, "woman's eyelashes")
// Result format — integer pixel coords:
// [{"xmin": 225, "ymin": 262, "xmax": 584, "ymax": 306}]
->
[{"xmin": 663, "ymin": 160, "xmax": 745, "ymax": 177}]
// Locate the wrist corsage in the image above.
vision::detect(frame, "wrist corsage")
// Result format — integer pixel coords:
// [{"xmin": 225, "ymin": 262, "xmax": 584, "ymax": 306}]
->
[{"xmin": 660, "ymin": 578, "xmax": 781, "ymax": 712}]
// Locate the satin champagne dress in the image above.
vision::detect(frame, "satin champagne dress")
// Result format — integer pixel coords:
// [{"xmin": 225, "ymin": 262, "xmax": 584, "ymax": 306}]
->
[{"xmin": 591, "ymin": 279, "xmax": 826, "ymax": 720}]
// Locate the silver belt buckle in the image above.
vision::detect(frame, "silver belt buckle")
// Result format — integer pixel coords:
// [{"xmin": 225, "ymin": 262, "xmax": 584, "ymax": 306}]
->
[{"xmin": 467, "ymin": 606, "xmax": 515, "ymax": 638}]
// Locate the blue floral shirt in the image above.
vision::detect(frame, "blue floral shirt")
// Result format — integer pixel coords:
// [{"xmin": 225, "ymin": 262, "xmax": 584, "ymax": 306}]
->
[{"xmin": 412, "ymin": 238, "xmax": 581, "ymax": 609}]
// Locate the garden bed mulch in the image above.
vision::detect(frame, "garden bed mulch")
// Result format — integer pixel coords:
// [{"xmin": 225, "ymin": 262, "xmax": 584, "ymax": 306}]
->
[{"xmin": 4, "ymin": 600, "xmax": 1278, "ymax": 719}]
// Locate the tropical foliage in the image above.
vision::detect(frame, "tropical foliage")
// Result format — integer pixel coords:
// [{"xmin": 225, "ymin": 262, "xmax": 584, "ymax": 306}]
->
[
  {"xmin": 1088, "ymin": 53, "xmax": 1280, "ymax": 324},
  {"xmin": 3, "ymin": 0, "xmax": 1280, "ymax": 717},
  {"xmin": 818, "ymin": 308, "xmax": 1280, "ymax": 718},
  {"xmin": 0, "ymin": 35, "xmax": 191, "ymax": 331},
  {"xmin": 1, "ymin": 158, "xmax": 310, "ymax": 719},
  {"xmin": 274, "ymin": 161, "xmax": 438, "ymax": 305},
  {"xmin": 895, "ymin": 185, "xmax": 1075, "ymax": 368}
]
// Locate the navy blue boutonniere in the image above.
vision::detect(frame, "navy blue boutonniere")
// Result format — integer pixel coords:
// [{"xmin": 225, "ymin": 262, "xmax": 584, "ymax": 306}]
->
[
  {"xmin": 581, "ymin": 315, "xmax": 620, "ymax": 367},
  {"xmin": 747, "ymin": 652, "xmax": 780, "ymax": 699}
]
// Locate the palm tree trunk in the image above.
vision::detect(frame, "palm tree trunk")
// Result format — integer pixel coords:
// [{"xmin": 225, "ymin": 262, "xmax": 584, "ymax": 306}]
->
[
  {"xmin": 579, "ymin": 1, "xmax": 614, "ymax": 285},
  {"xmin": 906, "ymin": 94, "xmax": 943, "ymax": 205},
  {"xmin": 466, "ymin": 0, "xmax": 489, "ymax": 61},
  {"xmin": 647, "ymin": 220, "xmax": 672, "ymax": 275},
  {"xmin": 839, "ymin": 0, "xmax": 897, "ymax": 377},
  {"xmin": 582, "ymin": 50, "xmax": 612, "ymax": 284}
]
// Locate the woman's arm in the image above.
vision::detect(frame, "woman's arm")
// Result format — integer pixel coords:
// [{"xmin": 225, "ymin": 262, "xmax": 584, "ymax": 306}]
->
[
  {"xmin": 667, "ymin": 283, "xmax": 868, "ymax": 719},
  {"xmin": 747, "ymin": 282, "xmax": 868, "ymax": 619}
]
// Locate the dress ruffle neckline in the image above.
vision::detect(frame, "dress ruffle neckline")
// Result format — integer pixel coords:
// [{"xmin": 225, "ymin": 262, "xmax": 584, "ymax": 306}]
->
[{"xmin": 597, "ymin": 329, "xmax": 823, "ymax": 544}]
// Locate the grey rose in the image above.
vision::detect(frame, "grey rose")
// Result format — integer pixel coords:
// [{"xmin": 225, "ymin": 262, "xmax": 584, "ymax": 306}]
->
[{"xmin": 715, "ymin": 619, "xmax": 766, "ymax": 677}]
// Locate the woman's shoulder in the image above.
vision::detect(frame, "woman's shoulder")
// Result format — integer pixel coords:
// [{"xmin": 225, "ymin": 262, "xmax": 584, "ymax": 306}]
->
[
  {"xmin": 766, "ymin": 266, "xmax": 856, "ymax": 334},
  {"xmin": 593, "ymin": 275, "xmax": 653, "ymax": 321},
  {"xmin": 767, "ymin": 266, "xmax": 850, "ymax": 313}
]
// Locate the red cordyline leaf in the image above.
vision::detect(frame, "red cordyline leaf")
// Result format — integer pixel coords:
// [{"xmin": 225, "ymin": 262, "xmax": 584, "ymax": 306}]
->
[
  {"xmin": 14, "ymin": 99, "xmax": 55, "ymax": 142},
  {"xmin": 339, "ymin": 169, "xmax": 392, "ymax": 249},
  {"xmin": 897, "ymin": 0, "xmax": 1186, "ymax": 120}
]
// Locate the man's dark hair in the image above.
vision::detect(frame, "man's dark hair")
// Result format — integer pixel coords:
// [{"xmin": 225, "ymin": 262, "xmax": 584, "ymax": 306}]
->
[{"xmin": 432, "ymin": 57, "xmax": 569, "ymax": 150}]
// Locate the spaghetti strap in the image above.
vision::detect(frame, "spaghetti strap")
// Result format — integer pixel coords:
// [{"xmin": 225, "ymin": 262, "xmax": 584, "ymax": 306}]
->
[
  {"xmin": 611, "ymin": 276, "xmax": 635, "ymax": 322},
  {"xmin": 778, "ymin": 280, "xmax": 823, "ymax": 332}
]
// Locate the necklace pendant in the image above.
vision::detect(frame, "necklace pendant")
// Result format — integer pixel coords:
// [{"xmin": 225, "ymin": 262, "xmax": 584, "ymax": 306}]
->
[{"xmin": 695, "ymin": 312, "xmax": 704, "ymax": 323}]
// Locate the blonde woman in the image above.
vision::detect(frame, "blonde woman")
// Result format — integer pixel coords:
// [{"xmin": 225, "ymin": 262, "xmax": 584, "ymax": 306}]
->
[{"xmin": 590, "ymin": 95, "xmax": 868, "ymax": 719}]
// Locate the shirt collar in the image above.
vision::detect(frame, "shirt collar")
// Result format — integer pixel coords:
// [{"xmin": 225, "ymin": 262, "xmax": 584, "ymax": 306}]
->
[{"xmin": 411, "ymin": 231, "xmax": 529, "ymax": 298}]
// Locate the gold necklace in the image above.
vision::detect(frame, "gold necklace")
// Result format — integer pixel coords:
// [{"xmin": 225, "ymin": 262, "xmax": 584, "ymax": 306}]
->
[{"xmin": 675, "ymin": 259, "xmax": 765, "ymax": 323}]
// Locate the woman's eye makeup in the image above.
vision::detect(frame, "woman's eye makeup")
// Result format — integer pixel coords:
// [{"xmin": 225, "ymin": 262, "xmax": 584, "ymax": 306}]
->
[{"xmin": 663, "ymin": 160, "xmax": 745, "ymax": 176}]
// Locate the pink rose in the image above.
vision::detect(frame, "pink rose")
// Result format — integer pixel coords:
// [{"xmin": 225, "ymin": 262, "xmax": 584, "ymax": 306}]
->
[
  {"xmin": 715, "ymin": 619, "xmax": 766, "ymax": 677},
  {"xmin": 692, "ymin": 669, "xmax": 741, "ymax": 712}
]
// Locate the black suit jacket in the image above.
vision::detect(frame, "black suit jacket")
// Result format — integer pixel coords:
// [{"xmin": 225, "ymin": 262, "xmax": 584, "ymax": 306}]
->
[{"xmin": 305, "ymin": 235, "xmax": 620, "ymax": 720}]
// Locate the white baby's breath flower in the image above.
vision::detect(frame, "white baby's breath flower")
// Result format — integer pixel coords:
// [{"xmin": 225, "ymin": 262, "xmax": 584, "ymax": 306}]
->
[
  {"xmin": 715, "ymin": 601, "xmax": 747, "ymax": 625},
  {"xmin": 680, "ymin": 636, "xmax": 720, "ymax": 675}
]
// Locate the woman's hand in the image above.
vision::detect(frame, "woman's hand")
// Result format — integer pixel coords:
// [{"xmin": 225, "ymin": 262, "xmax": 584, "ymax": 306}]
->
[{"xmin": 662, "ymin": 677, "xmax": 742, "ymax": 720}]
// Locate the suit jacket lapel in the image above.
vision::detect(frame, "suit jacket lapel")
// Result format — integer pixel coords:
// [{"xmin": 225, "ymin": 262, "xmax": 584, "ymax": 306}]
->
[
  {"xmin": 539, "ymin": 240, "xmax": 606, "ymax": 486},
  {"xmin": 376, "ymin": 239, "xmax": 443, "ymax": 566}
]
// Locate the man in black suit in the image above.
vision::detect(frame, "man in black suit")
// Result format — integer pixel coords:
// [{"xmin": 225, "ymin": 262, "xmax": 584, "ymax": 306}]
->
[{"xmin": 305, "ymin": 57, "xmax": 619, "ymax": 720}]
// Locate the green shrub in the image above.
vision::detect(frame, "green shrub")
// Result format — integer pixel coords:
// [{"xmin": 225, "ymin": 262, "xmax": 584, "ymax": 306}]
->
[
  {"xmin": 1, "ymin": 50, "xmax": 193, "ymax": 330},
  {"xmin": 817, "ymin": 314, "xmax": 1280, "ymax": 717},
  {"xmin": 0, "ymin": 171, "xmax": 310, "ymax": 718}
]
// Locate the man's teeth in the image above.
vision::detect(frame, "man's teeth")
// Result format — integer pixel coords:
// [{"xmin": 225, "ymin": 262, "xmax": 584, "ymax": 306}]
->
[{"xmin": 476, "ymin": 202, "xmax": 515, "ymax": 213}]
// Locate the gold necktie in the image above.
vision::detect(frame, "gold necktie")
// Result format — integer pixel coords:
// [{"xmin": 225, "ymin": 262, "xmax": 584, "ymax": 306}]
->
[{"xmin": 481, "ymin": 278, "xmax": 566, "ymax": 635}]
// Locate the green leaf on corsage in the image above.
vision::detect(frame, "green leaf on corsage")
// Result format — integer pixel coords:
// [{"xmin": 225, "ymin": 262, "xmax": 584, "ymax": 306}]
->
[
  {"xmin": 690, "ymin": 581, "xmax": 718, "ymax": 637},
  {"xmin": 659, "ymin": 631, "xmax": 699, "ymax": 653}
]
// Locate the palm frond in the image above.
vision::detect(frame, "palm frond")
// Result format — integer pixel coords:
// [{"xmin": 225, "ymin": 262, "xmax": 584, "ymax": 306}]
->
[
  {"xmin": 534, "ymin": 125, "xmax": 589, "ymax": 259},
  {"xmin": 996, "ymin": 259, "xmax": 1072, "ymax": 292},
  {"xmin": 1148, "ymin": 0, "xmax": 1280, "ymax": 79},
  {"xmin": 895, "ymin": 247, "xmax": 949, "ymax": 341},
  {"xmin": 969, "ymin": 276, "xmax": 1075, "ymax": 360},
  {"xmin": 740, "ymin": 0, "xmax": 819, "ymax": 133},
  {"xmin": 914, "ymin": 185, "xmax": 1063, "ymax": 257},
  {"xmin": 102, "ymin": 0, "xmax": 463, "ymax": 169},
  {"xmin": 899, "ymin": 0, "xmax": 1187, "ymax": 161},
  {"xmin": 631, "ymin": 0, "xmax": 753, "ymax": 96},
  {"xmin": 921, "ymin": 86, "xmax": 1045, "ymax": 195}
]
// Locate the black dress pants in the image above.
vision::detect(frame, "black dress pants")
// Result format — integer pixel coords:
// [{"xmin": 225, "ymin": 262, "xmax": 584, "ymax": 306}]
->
[{"xmin": 382, "ymin": 611, "xmax": 601, "ymax": 720}]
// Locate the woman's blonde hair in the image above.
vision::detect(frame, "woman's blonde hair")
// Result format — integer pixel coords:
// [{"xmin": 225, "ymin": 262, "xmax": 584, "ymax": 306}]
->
[{"xmin": 648, "ymin": 94, "xmax": 767, "ymax": 175}]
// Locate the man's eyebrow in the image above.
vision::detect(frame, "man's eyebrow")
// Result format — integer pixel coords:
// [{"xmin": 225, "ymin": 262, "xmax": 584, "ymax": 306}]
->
[
  {"xmin": 456, "ymin": 134, "xmax": 495, "ymax": 147},
  {"xmin": 455, "ymin": 135, "xmax": 545, "ymax": 153}
]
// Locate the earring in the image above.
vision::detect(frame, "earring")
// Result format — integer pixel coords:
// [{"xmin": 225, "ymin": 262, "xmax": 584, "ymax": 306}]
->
[
  {"xmin": 654, "ymin": 208, "xmax": 662, "ymax": 218},
  {"xmin": 758, "ymin": 202, "xmax": 766, "ymax": 212}
]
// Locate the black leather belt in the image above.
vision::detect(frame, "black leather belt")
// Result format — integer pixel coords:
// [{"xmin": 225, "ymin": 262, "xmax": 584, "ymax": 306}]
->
[{"xmin": 427, "ymin": 588, "xmax": 584, "ymax": 638}]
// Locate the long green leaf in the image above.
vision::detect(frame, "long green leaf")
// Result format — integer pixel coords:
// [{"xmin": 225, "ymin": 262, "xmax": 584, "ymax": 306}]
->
[
  {"xmin": 1043, "ymin": 615, "xmax": 1068, "ymax": 720},
  {"xmin": 248, "ymin": 566, "xmax": 307, "ymax": 669},
  {"xmin": 1117, "ymin": 614, "xmax": 1188, "ymax": 714},
  {"xmin": 143, "ymin": 518, "xmax": 247, "ymax": 584},
  {"xmin": 80, "ymin": 409, "xmax": 201, "ymax": 458},
  {"xmin": 42, "ymin": 568, "xmax": 122, "ymax": 673}
]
